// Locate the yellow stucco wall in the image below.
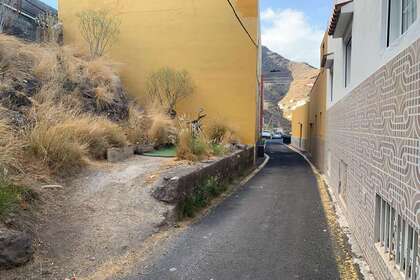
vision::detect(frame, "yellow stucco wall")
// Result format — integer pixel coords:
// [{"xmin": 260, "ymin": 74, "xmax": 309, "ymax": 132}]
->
[
  {"xmin": 58, "ymin": 0, "xmax": 260, "ymax": 145},
  {"xmin": 309, "ymin": 70, "xmax": 326, "ymax": 140},
  {"xmin": 291, "ymin": 103, "xmax": 309, "ymax": 150},
  {"xmin": 307, "ymin": 34, "xmax": 328, "ymax": 170}
]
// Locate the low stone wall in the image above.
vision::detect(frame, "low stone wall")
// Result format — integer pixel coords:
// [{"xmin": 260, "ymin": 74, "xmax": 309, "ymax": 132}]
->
[{"xmin": 152, "ymin": 147, "xmax": 255, "ymax": 220}]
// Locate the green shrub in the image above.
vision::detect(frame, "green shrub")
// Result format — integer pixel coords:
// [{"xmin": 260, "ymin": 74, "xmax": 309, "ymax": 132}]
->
[{"xmin": 0, "ymin": 179, "xmax": 31, "ymax": 217}]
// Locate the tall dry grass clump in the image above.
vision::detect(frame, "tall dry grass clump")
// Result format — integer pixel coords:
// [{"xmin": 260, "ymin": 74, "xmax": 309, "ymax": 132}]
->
[
  {"xmin": 125, "ymin": 105, "xmax": 152, "ymax": 145},
  {"xmin": 176, "ymin": 117, "xmax": 211, "ymax": 161},
  {"xmin": 0, "ymin": 119, "xmax": 23, "ymax": 177},
  {"xmin": 26, "ymin": 103, "xmax": 127, "ymax": 174},
  {"xmin": 149, "ymin": 111, "xmax": 177, "ymax": 147},
  {"xmin": 206, "ymin": 119, "xmax": 238, "ymax": 145}
]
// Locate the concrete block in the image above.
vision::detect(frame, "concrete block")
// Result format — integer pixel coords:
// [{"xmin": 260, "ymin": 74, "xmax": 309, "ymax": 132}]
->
[{"xmin": 134, "ymin": 144, "xmax": 155, "ymax": 155}]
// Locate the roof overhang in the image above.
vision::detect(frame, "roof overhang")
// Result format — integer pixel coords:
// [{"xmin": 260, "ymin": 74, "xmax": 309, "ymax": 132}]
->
[{"xmin": 328, "ymin": 0, "xmax": 354, "ymax": 38}]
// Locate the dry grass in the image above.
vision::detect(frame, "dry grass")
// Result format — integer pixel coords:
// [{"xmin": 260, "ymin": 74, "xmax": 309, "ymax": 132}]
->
[
  {"xmin": 63, "ymin": 117, "xmax": 127, "ymax": 159},
  {"xmin": 149, "ymin": 112, "xmax": 176, "ymax": 148},
  {"xmin": 176, "ymin": 118, "xmax": 211, "ymax": 161},
  {"xmin": 144, "ymin": 102, "xmax": 177, "ymax": 147},
  {"xmin": 28, "ymin": 122, "xmax": 88, "ymax": 175},
  {"xmin": 206, "ymin": 119, "xmax": 230, "ymax": 144},
  {"xmin": 206, "ymin": 119, "xmax": 239, "ymax": 148},
  {"xmin": 125, "ymin": 105, "xmax": 152, "ymax": 145},
  {"xmin": 26, "ymin": 103, "xmax": 127, "ymax": 174},
  {"xmin": 0, "ymin": 119, "xmax": 24, "ymax": 177}
]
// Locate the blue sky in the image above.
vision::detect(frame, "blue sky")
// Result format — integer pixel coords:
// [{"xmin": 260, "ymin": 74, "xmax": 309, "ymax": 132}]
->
[
  {"xmin": 260, "ymin": 0, "xmax": 333, "ymax": 66},
  {"xmin": 40, "ymin": 0, "xmax": 332, "ymax": 66},
  {"xmin": 261, "ymin": 0, "xmax": 333, "ymax": 30},
  {"xmin": 41, "ymin": 0, "xmax": 56, "ymax": 9}
]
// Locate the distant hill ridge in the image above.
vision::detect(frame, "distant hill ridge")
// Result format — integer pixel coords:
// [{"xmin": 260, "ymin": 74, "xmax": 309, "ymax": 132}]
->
[{"xmin": 262, "ymin": 46, "xmax": 319, "ymax": 132}]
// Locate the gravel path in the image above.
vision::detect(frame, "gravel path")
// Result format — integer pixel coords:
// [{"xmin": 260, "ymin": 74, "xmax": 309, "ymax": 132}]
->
[{"xmin": 3, "ymin": 156, "xmax": 178, "ymax": 280}]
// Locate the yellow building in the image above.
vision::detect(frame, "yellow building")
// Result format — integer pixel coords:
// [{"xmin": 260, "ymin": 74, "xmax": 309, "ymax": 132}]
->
[
  {"xmin": 291, "ymin": 102, "xmax": 309, "ymax": 151},
  {"xmin": 58, "ymin": 0, "xmax": 262, "ymax": 145},
  {"xmin": 307, "ymin": 33, "xmax": 328, "ymax": 172}
]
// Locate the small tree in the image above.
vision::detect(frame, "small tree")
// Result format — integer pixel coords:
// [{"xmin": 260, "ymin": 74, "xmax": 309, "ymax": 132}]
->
[
  {"xmin": 146, "ymin": 67, "xmax": 195, "ymax": 118},
  {"xmin": 0, "ymin": 0, "xmax": 18, "ymax": 33},
  {"xmin": 77, "ymin": 9, "xmax": 120, "ymax": 58}
]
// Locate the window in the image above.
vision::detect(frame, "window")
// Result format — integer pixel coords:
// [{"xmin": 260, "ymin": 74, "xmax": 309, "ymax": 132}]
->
[
  {"xmin": 345, "ymin": 37, "xmax": 352, "ymax": 88},
  {"xmin": 402, "ymin": 0, "xmax": 418, "ymax": 33},
  {"xmin": 387, "ymin": 0, "xmax": 418, "ymax": 46},
  {"xmin": 375, "ymin": 195, "xmax": 419, "ymax": 279}
]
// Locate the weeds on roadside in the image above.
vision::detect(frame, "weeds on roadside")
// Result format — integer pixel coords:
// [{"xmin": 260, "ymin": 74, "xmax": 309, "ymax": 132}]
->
[{"xmin": 179, "ymin": 176, "xmax": 227, "ymax": 218}]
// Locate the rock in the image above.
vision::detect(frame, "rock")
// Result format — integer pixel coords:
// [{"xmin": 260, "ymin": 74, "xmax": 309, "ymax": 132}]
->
[
  {"xmin": 0, "ymin": 227, "xmax": 33, "ymax": 269},
  {"xmin": 0, "ymin": 90, "xmax": 32, "ymax": 110},
  {"xmin": 13, "ymin": 78, "xmax": 41, "ymax": 96},
  {"xmin": 0, "ymin": 108, "xmax": 28, "ymax": 127},
  {"xmin": 152, "ymin": 176, "xmax": 181, "ymax": 204}
]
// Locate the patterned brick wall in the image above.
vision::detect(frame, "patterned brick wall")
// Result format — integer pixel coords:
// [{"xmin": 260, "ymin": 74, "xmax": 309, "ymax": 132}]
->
[{"xmin": 326, "ymin": 38, "xmax": 420, "ymax": 279}]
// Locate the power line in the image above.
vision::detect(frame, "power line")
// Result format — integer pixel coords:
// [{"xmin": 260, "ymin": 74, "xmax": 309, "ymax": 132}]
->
[{"xmin": 225, "ymin": 0, "xmax": 258, "ymax": 48}]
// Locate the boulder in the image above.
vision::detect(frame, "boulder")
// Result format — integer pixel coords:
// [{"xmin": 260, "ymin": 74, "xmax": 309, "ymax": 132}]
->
[{"xmin": 0, "ymin": 227, "xmax": 33, "ymax": 269}]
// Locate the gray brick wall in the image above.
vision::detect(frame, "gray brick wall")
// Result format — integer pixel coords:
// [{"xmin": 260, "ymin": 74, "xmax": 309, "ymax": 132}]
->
[{"xmin": 326, "ymin": 38, "xmax": 420, "ymax": 279}]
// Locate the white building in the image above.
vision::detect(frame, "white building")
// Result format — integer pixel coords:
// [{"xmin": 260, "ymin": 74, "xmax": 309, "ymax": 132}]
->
[{"xmin": 323, "ymin": 0, "xmax": 420, "ymax": 279}]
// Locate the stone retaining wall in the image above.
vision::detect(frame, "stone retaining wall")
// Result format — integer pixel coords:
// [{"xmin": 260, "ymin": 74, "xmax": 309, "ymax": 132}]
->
[{"xmin": 152, "ymin": 147, "xmax": 255, "ymax": 220}]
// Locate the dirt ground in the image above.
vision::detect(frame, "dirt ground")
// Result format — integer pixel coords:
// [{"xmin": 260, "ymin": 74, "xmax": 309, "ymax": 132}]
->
[{"xmin": 1, "ymin": 155, "xmax": 187, "ymax": 280}]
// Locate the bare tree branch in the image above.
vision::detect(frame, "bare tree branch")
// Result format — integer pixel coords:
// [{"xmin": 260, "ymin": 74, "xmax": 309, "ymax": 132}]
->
[
  {"xmin": 146, "ymin": 68, "xmax": 195, "ymax": 118},
  {"xmin": 77, "ymin": 9, "xmax": 121, "ymax": 59}
]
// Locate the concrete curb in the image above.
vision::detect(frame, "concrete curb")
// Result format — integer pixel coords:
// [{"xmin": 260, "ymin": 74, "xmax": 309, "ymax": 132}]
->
[{"xmin": 237, "ymin": 153, "xmax": 270, "ymax": 188}]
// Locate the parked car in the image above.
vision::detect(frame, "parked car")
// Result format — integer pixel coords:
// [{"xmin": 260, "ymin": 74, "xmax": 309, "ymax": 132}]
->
[
  {"xmin": 282, "ymin": 134, "xmax": 291, "ymax": 144},
  {"xmin": 272, "ymin": 133, "xmax": 283, "ymax": 139},
  {"xmin": 261, "ymin": 131, "xmax": 272, "ymax": 139}
]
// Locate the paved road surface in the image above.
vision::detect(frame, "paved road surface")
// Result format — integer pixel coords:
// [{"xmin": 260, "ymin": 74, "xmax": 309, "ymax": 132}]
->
[{"xmin": 127, "ymin": 141, "xmax": 340, "ymax": 280}]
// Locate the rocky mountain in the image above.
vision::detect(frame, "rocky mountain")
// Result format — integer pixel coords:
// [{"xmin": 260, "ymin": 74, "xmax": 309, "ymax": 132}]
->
[{"xmin": 262, "ymin": 46, "xmax": 319, "ymax": 133}]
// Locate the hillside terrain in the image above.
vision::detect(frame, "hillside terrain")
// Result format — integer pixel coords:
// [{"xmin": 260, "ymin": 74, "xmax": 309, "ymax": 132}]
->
[{"xmin": 262, "ymin": 46, "xmax": 319, "ymax": 132}]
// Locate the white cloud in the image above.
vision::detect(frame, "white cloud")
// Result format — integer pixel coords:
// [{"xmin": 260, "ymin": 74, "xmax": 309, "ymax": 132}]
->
[{"xmin": 261, "ymin": 8, "xmax": 325, "ymax": 67}]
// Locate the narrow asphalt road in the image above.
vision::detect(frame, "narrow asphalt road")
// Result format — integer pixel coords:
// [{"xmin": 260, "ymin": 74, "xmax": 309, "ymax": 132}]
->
[{"xmin": 127, "ymin": 141, "xmax": 340, "ymax": 280}]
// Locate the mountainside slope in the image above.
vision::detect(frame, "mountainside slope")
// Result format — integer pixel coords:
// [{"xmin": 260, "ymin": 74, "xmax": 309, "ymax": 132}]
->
[{"xmin": 262, "ymin": 46, "xmax": 319, "ymax": 133}]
